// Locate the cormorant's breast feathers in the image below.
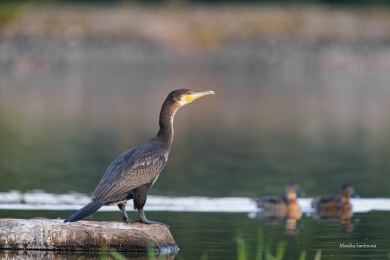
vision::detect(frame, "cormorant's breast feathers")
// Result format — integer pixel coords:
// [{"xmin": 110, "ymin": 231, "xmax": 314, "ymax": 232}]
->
[{"xmin": 91, "ymin": 141, "xmax": 168, "ymax": 201}]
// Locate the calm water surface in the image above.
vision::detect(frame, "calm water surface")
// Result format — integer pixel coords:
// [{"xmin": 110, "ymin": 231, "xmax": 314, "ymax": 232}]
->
[
  {"xmin": 1, "ymin": 39, "xmax": 390, "ymax": 258},
  {"xmin": 1, "ymin": 209, "xmax": 390, "ymax": 259}
]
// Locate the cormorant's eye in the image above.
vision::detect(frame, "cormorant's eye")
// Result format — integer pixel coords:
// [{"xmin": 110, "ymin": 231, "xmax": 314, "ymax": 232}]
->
[{"xmin": 187, "ymin": 91, "xmax": 191, "ymax": 95}]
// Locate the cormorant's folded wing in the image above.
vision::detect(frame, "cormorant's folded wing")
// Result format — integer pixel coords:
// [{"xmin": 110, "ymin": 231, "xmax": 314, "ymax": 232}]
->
[{"xmin": 92, "ymin": 148, "xmax": 166, "ymax": 201}]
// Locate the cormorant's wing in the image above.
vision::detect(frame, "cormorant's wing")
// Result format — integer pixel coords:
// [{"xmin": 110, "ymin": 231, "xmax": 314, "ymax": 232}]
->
[{"xmin": 91, "ymin": 147, "xmax": 166, "ymax": 201}]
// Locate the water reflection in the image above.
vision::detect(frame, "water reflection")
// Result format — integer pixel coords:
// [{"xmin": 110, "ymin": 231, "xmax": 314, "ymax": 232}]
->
[
  {"xmin": 0, "ymin": 249, "xmax": 176, "ymax": 260},
  {"xmin": 311, "ymin": 184, "xmax": 359, "ymax": 232},
  {"xmin": 254, "ymin": 182, "xmax": 304, "ymax": 236}
]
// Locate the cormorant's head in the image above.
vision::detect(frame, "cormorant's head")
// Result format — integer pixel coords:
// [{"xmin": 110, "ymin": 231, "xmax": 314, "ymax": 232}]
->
[{"xmin": 169, "ymin": 89, "xmax": 215, "ymax": 107}]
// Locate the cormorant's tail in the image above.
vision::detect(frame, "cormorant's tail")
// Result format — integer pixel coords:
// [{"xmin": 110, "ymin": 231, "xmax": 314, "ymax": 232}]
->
[{"xmin": 64, "ymin": 201, "xmax": 104, "ymax": 223}]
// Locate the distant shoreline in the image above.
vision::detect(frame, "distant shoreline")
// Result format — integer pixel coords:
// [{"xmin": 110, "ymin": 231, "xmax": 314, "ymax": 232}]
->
[{"xmin": 1, "ymin": 5, "xmax": 390, "ymax": 45}]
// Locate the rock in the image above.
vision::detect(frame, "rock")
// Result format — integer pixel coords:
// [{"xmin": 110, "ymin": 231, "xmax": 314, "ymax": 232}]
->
[{"xmin": 0, "ymin": 218, "xmax": 178, "ymax": 254}]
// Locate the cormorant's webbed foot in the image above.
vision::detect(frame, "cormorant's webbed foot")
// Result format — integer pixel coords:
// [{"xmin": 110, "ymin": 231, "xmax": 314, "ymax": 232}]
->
[
  {"xmin": 139, "ymin": 218, "xmax": 170, "ymax": 228},
  {"xmin": 138, "ymin": 209, "xmax": 170, "ymax": 228},
  {"xmin": 123, "ymin": 217, "xmax": 168, "ymax": 227},
  {"xmin": 123, "ymin": 217, "xmax": 132, "ymax": 223}
]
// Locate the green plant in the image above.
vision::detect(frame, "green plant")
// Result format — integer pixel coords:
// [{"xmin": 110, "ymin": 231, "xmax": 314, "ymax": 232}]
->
[
  {"xmin": 299, "ymin": 250, "xmax": 307, "ymax": 260},
  {"xmin": 236, "ymin": 229, "xmax": 315, "ymax": 260},
  {"xmin": 314, "ymin": 249, "xmax": 322, "ymax": 260},
  {"xmin": 237, "ymin": 229, "xmax": 287, "ymax": 260},
  {"xmin": 255, "ymin": 228, "xmax": 264, "ymax": 260},
  {"xmin": 148, "ymin": 242, "xmax": 157, "ymax": 260},
  {"xmin": 109, "ymin": 251, "xmax": 128, "ymax": 260},
  {"xmin": 236, "ymin": 230, "xmax": 248, "ymax": 260}
]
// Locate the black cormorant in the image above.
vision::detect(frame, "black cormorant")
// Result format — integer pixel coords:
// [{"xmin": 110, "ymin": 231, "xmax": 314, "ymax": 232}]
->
[{"xmin": 64, "ymin": 89, "xmax": 215, "ymax": 226}]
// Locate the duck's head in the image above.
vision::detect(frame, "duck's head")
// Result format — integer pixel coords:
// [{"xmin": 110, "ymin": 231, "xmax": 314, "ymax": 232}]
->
[
  {"xmin": 285, "ymin": 181, "xmax": 305, "ymax": 201},
  {"xmin": 341, "ymin": 184, "xmax": 359, "ymax": 199}
]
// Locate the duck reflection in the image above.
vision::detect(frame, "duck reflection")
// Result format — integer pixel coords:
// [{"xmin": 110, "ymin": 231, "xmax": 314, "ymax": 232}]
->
[
  {"xmin": 254, "ymin": 181, "xmax": 304, "ymax": 236},
  {"xmin": 311, "ymin": 184, "xmax": 359, "ymax": 232}
]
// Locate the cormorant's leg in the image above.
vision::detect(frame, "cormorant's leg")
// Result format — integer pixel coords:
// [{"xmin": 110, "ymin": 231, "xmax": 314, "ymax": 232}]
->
[
  {"xmin": 133, "ymin": 185, "xmax": 169, "ymax": 228},
  {"xmin": 138, "ymin": 208, "xmax": 170, "ymax": 228},
  {"xmin": 118, "ymin": 203, "xmax": 132, "ymax": 223}
]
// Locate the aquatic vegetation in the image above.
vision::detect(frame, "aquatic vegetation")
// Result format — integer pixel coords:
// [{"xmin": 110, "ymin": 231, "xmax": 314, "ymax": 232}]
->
[
  {"xmin": 99, "ymin": 245, "xmax": 127, "ymax": 260},
  {"xmin": 98, "ymin": 228, "xmax": 321, "ymax": 260},
  {"xmin": 236, "ymin": 229, "xmax": 287, "ymax": 260},
  {"xmin": 235, "ymin": 229, "xmax": 319, "ymax": 260},
  {"xmin": 108, "ymin": 251, "xmax": 128, "ymax": 260}
]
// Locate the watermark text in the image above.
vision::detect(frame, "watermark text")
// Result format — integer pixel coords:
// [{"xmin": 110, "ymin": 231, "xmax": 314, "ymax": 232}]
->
[{"xmin": 340, "ymin": 243, "xmax": 376, "ymax": 249}]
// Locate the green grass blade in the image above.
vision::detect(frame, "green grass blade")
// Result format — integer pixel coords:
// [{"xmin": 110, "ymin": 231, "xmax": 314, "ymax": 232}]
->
[
  {"xmin": 264, "ymin": 245, "xmax": 276, "ymax": 260},
  {"xmin": 200, "ymin": 253, "xmax": 209, "ymax": 260},
  {"xmin": 275, "ymin": 241, "xmax": 287, "ymax": 260},
  {"xmin": 110, "ymin": 251, "xmax": 128, "ymax": 260},
  {"xmin": 99, "ymin": 245, "xmax": 108, "ymax": 260},
  {"xmin": 255, "ymin": 228, "xmax": 264, "ymax": 260},
  {"xmin": 148, "ymin": 242, "xmax": 157, "ymax": 260},
  {"xmin": 314, "ymin": 249, "xmax": 322, "ymax": 260},
  {"xmin": 236, "ymin": 231, "xmax": 247, "ymax": 260},
  {"xmin": 298, "ymin": 250, "xmax": 307, "ymax": 260}
]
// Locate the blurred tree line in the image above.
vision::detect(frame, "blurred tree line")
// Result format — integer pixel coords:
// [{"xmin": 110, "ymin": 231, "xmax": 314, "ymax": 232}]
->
[{"xmin": 0, "ymin": 0, "xmax": 390, "ymax": 6}]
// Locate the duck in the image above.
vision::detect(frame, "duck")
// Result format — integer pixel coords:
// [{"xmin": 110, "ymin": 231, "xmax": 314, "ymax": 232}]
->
[
  {"xmin": 255, "ymin": 181, "xmax": 304, "ymax": 220},
  {"xmin": 311, "ymin": 184, "xmax": 359, "ymax": 219}
]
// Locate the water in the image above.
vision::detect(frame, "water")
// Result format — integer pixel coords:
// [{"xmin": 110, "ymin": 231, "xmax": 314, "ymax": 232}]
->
[
  {"xmin": 1, "ymin": 202, "xmax": 390, "ymax": 259},
  {"xmin": 0, "ymin": 191, "xmax": 389, "ymax": 213},
  {"xmin": 0, "ymin": 192, "xmax": 390, "ymax": 259},
  {"xmin": 1, "ymin": 37, "xmax": 390, "ymax": 258}
]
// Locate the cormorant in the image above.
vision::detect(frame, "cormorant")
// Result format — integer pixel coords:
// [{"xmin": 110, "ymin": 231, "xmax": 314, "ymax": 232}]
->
[{"xmin": 64, "ymin": 89, "xmax": 215, "ymax": 226}]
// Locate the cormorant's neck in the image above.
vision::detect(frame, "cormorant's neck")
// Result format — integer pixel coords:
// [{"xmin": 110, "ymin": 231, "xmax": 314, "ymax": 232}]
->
[{"xmin": 157, "ymin": 98, "xmax": 181, "ymax": 144}]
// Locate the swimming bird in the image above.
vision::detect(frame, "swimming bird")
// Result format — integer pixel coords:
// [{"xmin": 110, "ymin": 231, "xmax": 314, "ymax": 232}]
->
[
  {"xmin": 255, "ymin": 181, "xmax": 304, "ymax": 220},
  {"xmin": 64, "ymin": 89, "xmax": 215, "ymax": 226},
  {"xmin": 255, "ymin": 181, "xmax": 304, "ymax": 235},
  {"xmin": 311, "ymin": 184, "xmax": 359, "ymax": 219}
]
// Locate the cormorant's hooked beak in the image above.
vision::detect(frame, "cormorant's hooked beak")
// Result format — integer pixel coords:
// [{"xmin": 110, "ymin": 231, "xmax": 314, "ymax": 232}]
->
[{"xmin": 185, "ymin": 90, "xmax": 215, "ymax": 104}]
